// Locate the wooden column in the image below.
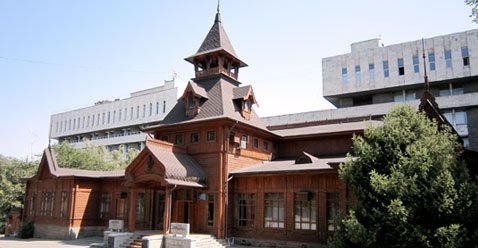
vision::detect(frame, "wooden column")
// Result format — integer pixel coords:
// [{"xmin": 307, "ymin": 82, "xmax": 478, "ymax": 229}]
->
[
  {"xmin": 128, "ymin": 188, "xmax": 136, "ymax": 232},
  {"xmin": 163, "ymin": 187, "xmax": 171, "ymax": 234}
]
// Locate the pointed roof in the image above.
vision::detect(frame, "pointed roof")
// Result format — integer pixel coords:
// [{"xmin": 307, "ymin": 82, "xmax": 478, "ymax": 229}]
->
[{"xmin": 185, "ymin": 10, "xmax": 247, "ymax": 67}]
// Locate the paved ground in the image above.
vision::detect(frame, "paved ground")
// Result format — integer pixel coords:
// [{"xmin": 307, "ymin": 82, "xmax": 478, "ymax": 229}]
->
[{"xmin": 0, "ymin": 235, "xmax": 103, "ymax": 248}]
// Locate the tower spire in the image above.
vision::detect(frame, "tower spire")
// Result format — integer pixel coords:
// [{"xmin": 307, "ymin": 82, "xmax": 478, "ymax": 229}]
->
[
  {"xmin": 419, "ymin": 38, "xmax": 439, "ymax": 110},
  {"xmin": 422, "ymin": 38, "xmax": 429, "ymax": 92},
  {"xmin": 215, "ymin": 0, "xmax": 221, "ymax": 23}
]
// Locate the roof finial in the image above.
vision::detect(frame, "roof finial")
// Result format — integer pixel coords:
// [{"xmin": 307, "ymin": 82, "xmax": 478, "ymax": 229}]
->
[
  {"xmin": 215, "ymin": 0, "xmax": 221, "ymax": 23},
  {"xmin": 421, "ymin": 38, "xmax": 429, "ymax": 92}
]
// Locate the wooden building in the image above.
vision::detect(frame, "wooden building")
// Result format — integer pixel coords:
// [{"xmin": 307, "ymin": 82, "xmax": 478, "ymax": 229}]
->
[{"xmin": 23, "ymin": 9, "xmax": 382, "ymax": 245}]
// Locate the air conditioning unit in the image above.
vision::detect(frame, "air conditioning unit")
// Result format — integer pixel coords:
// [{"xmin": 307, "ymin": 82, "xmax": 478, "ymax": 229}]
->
[{"xmin": 238, "ymin": 140, "xmax": 247, "ymax": 149}]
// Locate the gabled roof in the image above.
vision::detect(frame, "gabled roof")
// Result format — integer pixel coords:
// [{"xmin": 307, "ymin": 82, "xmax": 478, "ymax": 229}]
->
[
  {"xmin": 181, "ymin": 80, "xmax": 208, "ymax": 99},
  {"xmin": 29, "ymin": 148, "xmax": 124, "ymax": 180},
  {"xmin": 230, "ymin": 155, "xmax": 349, "ymax": 176},
  {"xmin": 146, "ymin": 76, "xmax": 269, "ymax": 132},
  {"xmin": 271, "ymin": 120, "xmax": 383, "ymax": 138},
  {"xmin": 233, "ymin": 85, "xmax": 258, "ymax": 105},
  {"xmin": 125, "ymin": 139, "xmax": 207, "ymax": 188}
]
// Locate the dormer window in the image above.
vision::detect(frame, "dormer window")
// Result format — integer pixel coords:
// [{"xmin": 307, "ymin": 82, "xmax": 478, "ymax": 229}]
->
[
  {"xmin": 181, "ymin": 81, "xmax": 208, "ymax": 118},
  {"xmin": 188, "ymin": 94, "xmax": 197, "ymax": 108},
  {"xmin": 244, "ymin": 100, "xmax": 251, "ymax": 112}
]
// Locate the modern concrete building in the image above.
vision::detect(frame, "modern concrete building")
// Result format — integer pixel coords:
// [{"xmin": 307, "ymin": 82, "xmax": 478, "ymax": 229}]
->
[
  {"xmin": 265, "ymin": 29, "xmax": 478, "ymax": 151},
  {"xmin": 49, "ymin": 77, "xmax": 185, "ymax": 152}
]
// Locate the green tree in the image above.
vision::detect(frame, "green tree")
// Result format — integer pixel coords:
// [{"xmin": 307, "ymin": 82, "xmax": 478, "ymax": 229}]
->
[
  {"xmin": 0, "ymin": 155, "xmax": 38, "ymax": 232},
  {"xmin": 52, "ymin": 141, "xmax": 139, "ymax": 170},
  {"xmin": 330, "ymin": 106, "xmax": 478, "ymax": 248},
  {"xmin": 465, "ymin": 0, "xmax": 478, "ymax": 23}
]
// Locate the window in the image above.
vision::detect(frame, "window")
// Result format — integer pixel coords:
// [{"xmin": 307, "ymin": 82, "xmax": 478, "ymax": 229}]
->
[
  {"xmin": 163, "ymin": 101, "xmax": 166, "ymax": 113},
  {"xmin": 445, "ymin": 50, "xmax": 452, "ymax": 68},
  {"xmin": 116, "ymin": 194, "xmax": 127, "ymax": 219},
  {"xmin": 369, "ymin": 63, "xmax": 375, "ymax": 81},
  {"xmin": 124, "ymin": 108, "xmax": 127, "ymax": 120},
  {"xmin": 327, "ymin": 192, "xmax": 339, "ymax": 231},
  {"xmin": 394, "ymin": 90, "xmax": 415, "ymax": 102},
  {"xmin": 191, "ymin": 132, "xmax": 199, "ymax": 144},
  {"xmin": 463, "ymin": 138, "xmax": 470, "ymax": 148},
  {"xmin": 156, "ymin": 102, "xmax": 160, "ymax": 115},
  {"xmin": 60, "ymin": 192, "xmax": 68, "ymax": 217},
  {"xmin": 188, "ymin": 94, "xmax": 196, "ymax": 108},
  {"xmin": 73, "ymin": 119, "xmax": 76, "ymax": 130},
  {"xmin": 355, "ymin": 65, "xmax": 361, "ymax": 82},
  {"xmin": 253, "ymin": 138, "xmax": 259, "ymax": 149},
  {"xmin": 383, "ymin": 60, "xmax": 389, "ymax": 78},
  {"xmin": 413, "ymin": 55, "xmax": 420, "ymax": 73},
  {"xmin": 97, "ymin": 114, "xmax": 100, "ymax": 126},
  {"xmin": 429, "ymin": 52, "xmax": 436, "ymax": 71},
  {"xmin": 108, "ymin": 112, "xmax": 111, "ymax": 124},
  {"xmin": 143, "ymin": 104, "xmax": 146, "ymax": 118},
  {"xmin": 100, "ymin": 193, "xmax": 111, "ymax": 219},
  {"xmin": 462, "ymin": 47, "xmax": 470, "ymax": 66},
  {"xmin": 136, "ymin": 106, "xmax": 140, "ymax": 118},
  {"xmin": 397, "ymin": 58, "xmax": 405, "ymax": 75},
  {"xmin": 264, "ymin": 141, "xmax": 269, "ymax": 151},
  {"xmin": 236, "ymin": 193, "xmax": 255, "ymax": 227},
  {"xmin": 264, "ymin": 193, "xmax": 284, "ymax": 228},
  {"xmin": 175, "ymin": 134, "xmax": 184, "ymax": 145},
  {"xmin": 341, "ymin": 68, "xmax": 348, "ymax": 84},
  {"xmin": 207, "ymin": 131, "xmax": 216, "ymax": 141},
  {"xmin": 29, "ymin": 193, "xmax": 36, "ymax": 216},
  {"xmin": 113, "ymin": 111, "xmax": 116, "ymax": 123},
  {"xmin": 102, "ymin": 113, "xmax": 105, "ymax": 125},
  {"xmin": 40, "ymin": 192, "xmax": 54, "ymax": 217},
  {"xmin": 440, "ymin": 84, "xmax": 464, "ymax": 97},
  {"xmin": 294, "ymin": 192, "xmax": 317, "ymax": 230},
  {"xmin": 130, "ymin": 107, "xmax": 134, "ymax": 120},
  {"xmin": 207, "ymin": 194, "xmax": 214, "ymax": 227},
  {"xmin": 118, "ymin": 109, "xmax": 122, "ymax": 122},
  {"xmin": 136, "ymin": 193, "xmax": 145, "ymax": 223},
  {"xmin": 149, "ymin": 103, "xmax": 153, "ymax": 116},
  {"xmin": 60, "ymin": 121, "xmax": 63, "ymax": 133}
]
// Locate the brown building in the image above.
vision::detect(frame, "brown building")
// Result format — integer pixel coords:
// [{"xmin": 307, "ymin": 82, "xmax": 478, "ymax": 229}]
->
[{"xmin": 23, "ymin": 9, "xmax": 383, "ymax": 246}]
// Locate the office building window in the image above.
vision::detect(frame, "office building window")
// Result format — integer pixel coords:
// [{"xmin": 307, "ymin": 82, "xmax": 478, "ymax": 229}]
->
[
  {"xmin": 108, "ymin": 112, "xmax": 111, "ymax": 124},
  {"xmin": 341, "ymin": 68, "xmax": 348, "ymax": 84},
  {"xmin": 163, "ymin": 101, "xmax": 166, "ymax": 113},
  {"xmin": 383, "ymin": 60, "xmax": 389, "ymax": 78},
  {"xmin": 124, "ymin": 108, "xmax": 127, "ymax": 121},
  {"xmin": 264, "ymin": 193, "xmax": 284, "ymax": 228},
  {"xmin": 143, "ymin": 104, "xmax": 146, "ymax": 118},
  {"xmin": 82, "ymin": 117, "xmax": 85, "ymax": 128},
  {"xmin": 398, "ymin": 58, "xmax": 405, "ymax": 75},
  {"xmin": 394, "ymin": 90, "xmax": 415, "ymax": 102},
  {"xmin": 191, "ymin": 132, "xmax": 199, "ymax": 144},
  {"xmin": 369, "ymin": 63, "xmax": 375, "ymax": 81},
  {"xmin": 207, "ymin": 194, "xmax": 214, "ymax": 227},
  {"xmin": 175, "ymin": 134, "xmax": 184, "ymax": 145},
  {"xmin": 92, "ymin": 115, "xmax": 95, "ymax": 127},
  {"xmin": 355, "ymin": 65, "xmax": 361, "ymax": 82},
  {"xmin": 156, "ymin": 102, "xmax": 160, "ymax": 115},
  {"xmin": 60, "ymin": 121, "xmax": 63, "ymax": 132},
  {"xmin": 444, "ymin": 110, "xmax": 468, "ymax": 136},
  {"xmin": 60, "ymin": 192, "xmax": 68, "ymax": 218},
  {"xmin": 429, "ymin": 52, "xmax": 436, "ymax": 71},
  {"xmin": 102, "ymin": 113, "xmax": 105, "ymax": 125},
  {"xmin": 445, "ymin": 50, "xmax": 452, "ymax": 68},
  {"xmin": 149, "ymin": 103, "xmax": 153, "ymax": 116},
  {"xmin": 236, "ymin": 193, "xmax": 255, "ymax": 227},
  {"xmin": 294, "ymin": 192, "xmax": 317, "ymax": 230},
  {"xmin": 413, "ymin": 55, "xmax": 420, "ymax": 73},
  {"xmin": 207, "ymin": 131, "xmax": 216, "ymax": 141},
  {"xmin": 78, "ymin": 118, "xmax": 81, "ymax": 129},
  {"xmin": 136, "ymin": 106, "xmax": 140, "ymax": 118},
  {"xmin": 73, "ymin": 119, "xmax": 76, "ymax": 130},
  {"xmin": 440, "ymin": 84, "xmax": 464, "ymax": 96},
  {"xmin": 130, "ymin": 107, "xmax": 134, "ymax": 120},
  {"xmin": 462, "ymin": 47, "xmax": 470, "ymax": 66},
  {"xmin": 119, "ymin": 109, "xmax": 122, "ymax": 122},
  {"xmin": 327, "ymin": 192, "xmax": 339, "ymax": 231},
  {"xmin": 113, "ymin": 111, "xmax": 116, "ymax": 123},
  {"xmin": 86, "ymin": 116, "xmax": 90, "ymax": 127},
  {"xmin": 56, "ymin": 121, "xmax": 59, "ymax": 133}
]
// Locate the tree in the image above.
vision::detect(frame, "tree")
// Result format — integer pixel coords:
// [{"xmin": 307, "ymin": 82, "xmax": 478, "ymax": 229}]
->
[
  {"xmin": 0, "ymin": 155, "xmax": 38, "ymax": 232},
  {"xmin": 52, "ymin": 141, "xmax": 139, "ymax": 171},
  {"xmin": 330, "ymin": 106, "xmax": 478, "ymax": 248},
  {"xmin": 465, "ymin": 0, "xmax": 478, "ymax": 23}
]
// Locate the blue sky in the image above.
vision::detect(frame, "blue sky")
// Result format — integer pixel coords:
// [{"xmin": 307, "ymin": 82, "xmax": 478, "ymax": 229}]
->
[{"xmin": 0, "ymin": 0, "xmax": 476, "ymax": 159}]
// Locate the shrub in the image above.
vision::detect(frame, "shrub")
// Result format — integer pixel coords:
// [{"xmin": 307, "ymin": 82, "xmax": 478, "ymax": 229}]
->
[{"xmin": 20, "ymin": 221, "xmax": 34, "ymax": 239}]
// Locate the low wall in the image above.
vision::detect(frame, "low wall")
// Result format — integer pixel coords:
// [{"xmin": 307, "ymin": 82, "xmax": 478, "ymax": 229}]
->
[{"xmin": 34, "ymin": 224, "xmax": 105, "ymax": 240}]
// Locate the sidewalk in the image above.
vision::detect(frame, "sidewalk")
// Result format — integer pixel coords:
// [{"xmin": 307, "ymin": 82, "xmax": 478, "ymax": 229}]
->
[{"xmin": 0, "ymin": 235, "xmax": 103, "ymax": 248}]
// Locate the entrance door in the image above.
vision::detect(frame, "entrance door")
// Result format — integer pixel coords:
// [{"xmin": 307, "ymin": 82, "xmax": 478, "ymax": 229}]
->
[{"xmin": 151, "ymin": 190, "xmax": 165, "ymax": 230}]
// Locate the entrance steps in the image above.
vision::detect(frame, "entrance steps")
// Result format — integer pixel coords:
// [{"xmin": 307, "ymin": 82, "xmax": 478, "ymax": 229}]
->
[
  {"xmin": 190, "ymin": 234, "xmax": 228, "ymax": 248},
  {"xmin": 121, "ymin": 231, "xmax": 159, "ymax": 248}
]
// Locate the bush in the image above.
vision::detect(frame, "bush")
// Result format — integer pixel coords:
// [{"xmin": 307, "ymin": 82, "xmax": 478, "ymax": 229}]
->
[
  {"xmin": 20, "ymin": 221, "xmax": 34, "ymax": 239},
  {"xmin": 0, "ymin": 221, "xmax": 4, "ymax": 234}
]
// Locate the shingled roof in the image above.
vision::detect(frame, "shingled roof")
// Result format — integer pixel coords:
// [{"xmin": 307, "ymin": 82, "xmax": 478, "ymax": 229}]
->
[
  {"xmin": 147, "ymin": 75, "xmax": 269, "ymax": 131},
  {"xmin": 195, "ymin": 12, "xmax": 236, "ymax": 58}
]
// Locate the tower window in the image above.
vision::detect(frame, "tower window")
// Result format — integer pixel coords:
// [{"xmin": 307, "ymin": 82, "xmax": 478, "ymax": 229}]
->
[
  {"xmin": 462, "ymin": 47, "xmax": 470, "ymax": 66},
  {"xmin": 445, "ymin": 50, "xmax": 452, "ymax": 68},
  {"xmin": 397, "ymin": 58, "xmax": 405, "ymax": 76},
  {"xmin": 341, "ymin": 68, "xmax": 348, "ymax": 84},
  {"xmin": 369, "ymin": 63, "xmax": 375, "ymax": 81},
  {"xmin": 413, "ymin": 55, "xmax": 419, "ymax": 73},
  {"xmin": 355, "ymin": 65, "xmax": 361, "ymax": 82},
  {"xmin": 383, "ymin": 60, "xmax": 389, "ymax": 78},
  {"xmin": 429, "ymin": 52, "xmax": 436, "ymax": 71}
]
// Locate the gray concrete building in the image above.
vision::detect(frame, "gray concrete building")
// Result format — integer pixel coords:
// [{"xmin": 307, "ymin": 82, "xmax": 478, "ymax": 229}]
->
[
  {"xmin": 264, "ymin": 29, "xmax": 478, "ymax": 151},
  {"xmin": 49, "ymin": 77, "xmax": 185, "ymax": 153}
]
